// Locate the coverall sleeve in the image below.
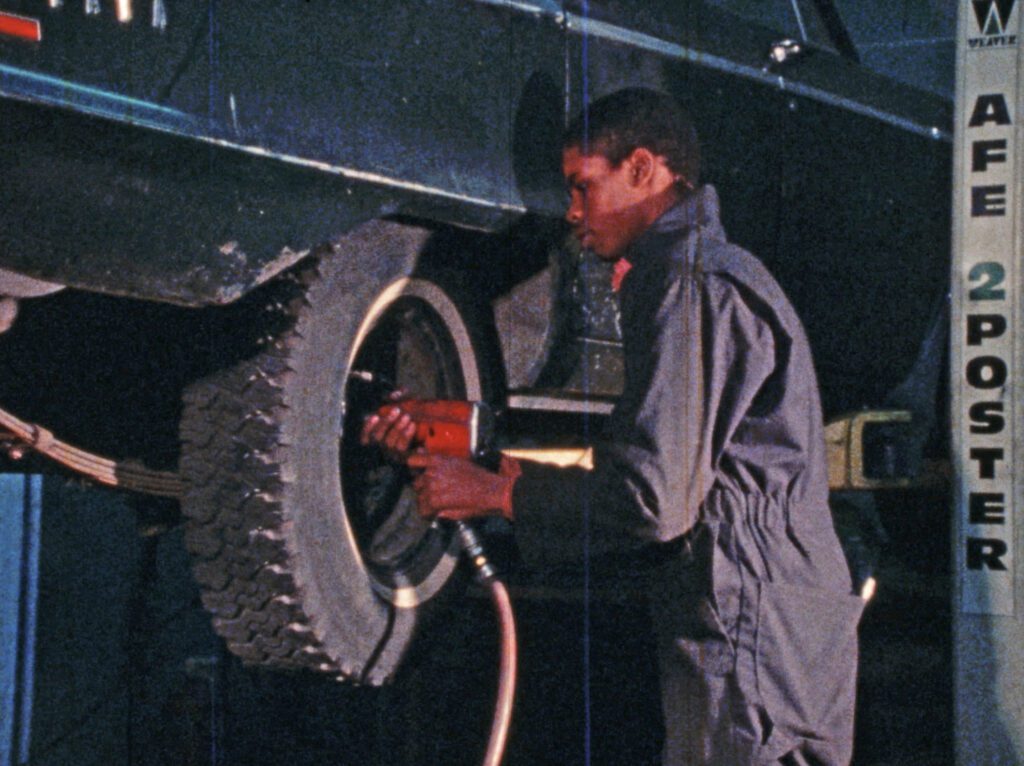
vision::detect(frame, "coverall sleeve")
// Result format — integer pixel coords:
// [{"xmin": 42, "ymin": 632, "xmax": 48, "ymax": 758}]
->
[{"xmin": 511, "ymin": 266, "xmax": 778, "ymax": 572}]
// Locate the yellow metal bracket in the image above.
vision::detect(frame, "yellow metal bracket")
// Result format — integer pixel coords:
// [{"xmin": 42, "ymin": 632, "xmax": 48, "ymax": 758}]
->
[
  {"xmin": 504, "ymin": 411, "xmax": 949, "ymax": 492},
  {"xmin": 824, "ymin": 409, "xmax": 947, "ymax": 490}
]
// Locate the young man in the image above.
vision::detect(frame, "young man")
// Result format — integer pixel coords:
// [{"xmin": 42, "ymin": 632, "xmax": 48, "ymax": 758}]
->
[{"xmin": 363, "ymin": 88, "xmax": 863, "ymax": 765}]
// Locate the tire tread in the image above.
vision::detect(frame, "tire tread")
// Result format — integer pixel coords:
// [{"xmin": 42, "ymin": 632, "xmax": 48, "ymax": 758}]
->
[{"xmin": 179, "ymin": 261, "xmax": 346, "ymax": 677}]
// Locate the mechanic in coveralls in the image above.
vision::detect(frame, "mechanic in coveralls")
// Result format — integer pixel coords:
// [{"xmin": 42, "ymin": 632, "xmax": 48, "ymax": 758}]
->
[{"xmin": 364, "ymin": 88, "xmax": 864, "ymax": 765}]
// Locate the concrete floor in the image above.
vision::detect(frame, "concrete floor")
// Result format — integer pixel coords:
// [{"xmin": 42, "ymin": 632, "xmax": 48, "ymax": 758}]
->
[{"xmin": 15, "ymin": 478, "xmax": 952, "ymax": 766}]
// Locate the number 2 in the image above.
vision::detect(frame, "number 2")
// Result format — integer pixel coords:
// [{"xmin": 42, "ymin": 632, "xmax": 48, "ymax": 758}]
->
[{"xmin": 968, "ymin": 262, "xmax": 1006, "ymax": 301}]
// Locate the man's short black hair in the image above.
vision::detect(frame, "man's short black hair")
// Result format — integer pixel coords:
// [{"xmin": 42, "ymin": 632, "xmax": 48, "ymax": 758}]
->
[{"xmin": 564, "ymin": 88, "xmax": 700, "ymax": 186}]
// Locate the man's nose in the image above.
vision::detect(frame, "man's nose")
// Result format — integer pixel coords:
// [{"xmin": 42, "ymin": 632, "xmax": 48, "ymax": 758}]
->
[{"xmin": 565, "ymin": 198, "xmax": 583, "ymax": 225}]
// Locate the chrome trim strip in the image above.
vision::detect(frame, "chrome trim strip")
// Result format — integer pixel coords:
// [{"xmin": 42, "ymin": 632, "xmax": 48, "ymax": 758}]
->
[
  {"xmin": 789, "ymin": 0, "xmax": 809, "ymax": 42},
  {"xmin": 464, "ymin": 0, "xmax": 562, "ymax": 18},
  {"xmin": 0, "ymin": 64, "xmax": 195, "ymax": 125},
  {"xmin": 507, "ymin": 393, "xmax": 615, "ymax": 415},
  {"xmin": 200, "ymin": 138, "xmax": 526, "ymax": 213}
]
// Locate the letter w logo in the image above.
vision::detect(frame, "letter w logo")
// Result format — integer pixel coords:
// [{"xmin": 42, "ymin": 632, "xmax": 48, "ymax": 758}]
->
[{"xmin": 973, "ymin": 0, "xmax": 1017, "ymax": 35}]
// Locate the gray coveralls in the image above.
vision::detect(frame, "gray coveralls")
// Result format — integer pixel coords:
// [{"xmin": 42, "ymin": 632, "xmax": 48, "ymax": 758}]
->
[{"xmin": 511, "ymin": 186, "xmax": 864, "ymax": 765}]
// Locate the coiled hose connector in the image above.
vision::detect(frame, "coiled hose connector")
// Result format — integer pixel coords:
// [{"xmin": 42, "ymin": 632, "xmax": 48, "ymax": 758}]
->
[{"xmin": 456, "ymin": 520, "xmax": 499, "ymax": 584}]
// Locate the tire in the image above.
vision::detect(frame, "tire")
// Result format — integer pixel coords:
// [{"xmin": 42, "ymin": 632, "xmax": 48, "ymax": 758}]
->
[{"xmin": 179, "ymin": 220, "xmax": 497, "ymax": 684}]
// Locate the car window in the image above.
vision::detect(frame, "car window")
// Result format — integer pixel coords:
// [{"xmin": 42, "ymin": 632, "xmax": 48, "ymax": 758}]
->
[
  {"xmin": 565, "ymin": 0, "xmax": 847, "ymax": 59},
  {"xmin": 703, "ymin": 0, "xmax": 839, "ymax": 52}
]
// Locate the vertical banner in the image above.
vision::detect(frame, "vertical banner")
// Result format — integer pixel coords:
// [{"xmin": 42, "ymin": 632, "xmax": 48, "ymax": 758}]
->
[
  {"xmin": 952, "ymin": 0, "xmax": 1021, "ymax": 616},
  {"xmin": 952, "ymin": 7, "xmax": 1024, "ymax": 759}
]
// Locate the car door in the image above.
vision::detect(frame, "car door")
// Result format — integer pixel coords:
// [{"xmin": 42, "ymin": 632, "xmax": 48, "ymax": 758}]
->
[
  {"xmin": 761, "ymin": 5, "xmax": 953, "ymax": 415},
  {"xmin": 210, "ymin": 0, "xmax": 566, "ymax": 217}
]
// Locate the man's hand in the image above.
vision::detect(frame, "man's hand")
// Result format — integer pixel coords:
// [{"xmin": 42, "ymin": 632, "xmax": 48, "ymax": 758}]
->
[
  {"xmin": 360, "ymin": 394, "xmax": 417, "ymax": 462},
  {"xmin": 407, "ymin": 453, "xmax": 520, "ymax": 522}
]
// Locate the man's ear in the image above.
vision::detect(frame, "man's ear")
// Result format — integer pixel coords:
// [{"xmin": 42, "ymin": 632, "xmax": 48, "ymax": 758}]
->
[{"xmin": 626, "ymin": 148, "xmax": 657, "ymax": 188}]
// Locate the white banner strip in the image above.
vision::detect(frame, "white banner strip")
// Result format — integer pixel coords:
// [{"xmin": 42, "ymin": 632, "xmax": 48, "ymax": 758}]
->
[{"xmin": 953, "ymin": 0, "xmax": 1021, "ymax": 616}]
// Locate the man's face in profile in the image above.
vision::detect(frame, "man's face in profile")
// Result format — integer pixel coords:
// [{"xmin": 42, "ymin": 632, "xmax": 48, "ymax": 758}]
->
[{"xmin": 562, "ymin": 145, "xmax": 651, "ymax": 261}]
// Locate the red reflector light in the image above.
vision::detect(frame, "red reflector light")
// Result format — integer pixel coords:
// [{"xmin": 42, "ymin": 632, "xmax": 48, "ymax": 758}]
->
[{"xmin": 0, "ymin": 12, "xmax": 42, "ymax": 42}]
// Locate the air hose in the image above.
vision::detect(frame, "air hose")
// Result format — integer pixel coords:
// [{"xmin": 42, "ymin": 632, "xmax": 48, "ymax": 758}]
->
[
  {"xmin": 0, "ymin": 389, "xmax": 519, "ymax": 764},
  {"xmin": 0, "ymin": 404, "xmax": 183, "ymax": 497},
  {"xmin": 455, "ymin": 520, "xmax": 517, "ymax": 766}
]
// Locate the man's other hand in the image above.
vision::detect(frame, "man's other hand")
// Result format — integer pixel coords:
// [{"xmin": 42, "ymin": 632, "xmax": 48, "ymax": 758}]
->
[
  {"xmin": 408, "ymin": 453, "xmax": 520, "ymax": 522},
  {"xmin": 360, "ymin": 402, "xmax": 417, "ymax": 462}
]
